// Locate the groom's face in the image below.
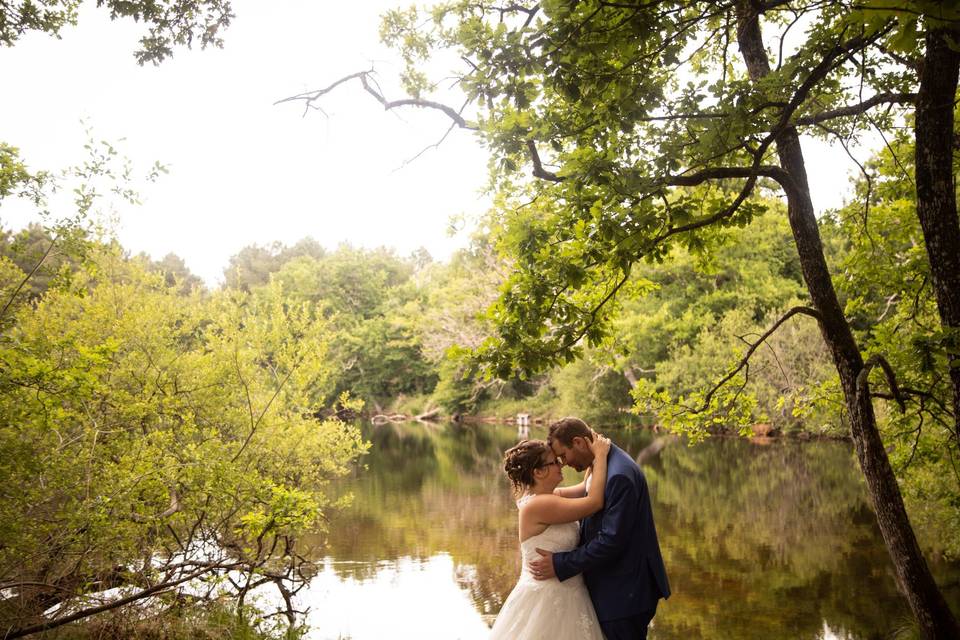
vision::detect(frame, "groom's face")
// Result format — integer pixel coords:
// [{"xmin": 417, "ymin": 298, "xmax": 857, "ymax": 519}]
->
[{"xmin": 551, "ymin": 437, "xmax": 593, "ymax": 472}]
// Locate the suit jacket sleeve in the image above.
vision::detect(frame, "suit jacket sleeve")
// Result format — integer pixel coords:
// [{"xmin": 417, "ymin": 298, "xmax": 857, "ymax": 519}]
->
[{"xmin": 552, "ymin": 474, "xmax": 638, "ymax": 581}]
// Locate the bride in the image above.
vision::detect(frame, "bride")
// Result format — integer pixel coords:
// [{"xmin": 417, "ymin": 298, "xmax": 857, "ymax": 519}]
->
[{"xmin": 489, "ymin": 433, "xmax": 611, "ymax": 639}]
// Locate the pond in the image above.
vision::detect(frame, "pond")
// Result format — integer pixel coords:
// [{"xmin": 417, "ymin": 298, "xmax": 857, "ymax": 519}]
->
[{"xmin": 288, "ymin": 422, "xmax": 960, "ymax": 639}]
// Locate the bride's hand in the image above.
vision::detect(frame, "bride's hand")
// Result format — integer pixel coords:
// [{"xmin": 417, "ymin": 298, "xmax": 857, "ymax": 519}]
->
[{"xmin": 588, "ymin": 432, "xmax": 611, "ymax": 457}]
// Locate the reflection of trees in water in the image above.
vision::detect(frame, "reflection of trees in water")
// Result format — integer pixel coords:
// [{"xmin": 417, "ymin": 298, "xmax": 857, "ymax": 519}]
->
[
  {"xmin": 649, "ymin": 438, "xmax": 925, "ymax": 639},
  {"xmin": 359, "ymin": 421, "xmax": 440, "ymax": 492},
  {"xmin": 311, "ymin": 427, "xmax": 960, "ymax": 638},
  {"xmin": 318, "ymin": 423, "xmax": 522, "ymax": 609},
  {"xmin": 442, "ymin": 422, "xmax": 503, "ymax": 473}
]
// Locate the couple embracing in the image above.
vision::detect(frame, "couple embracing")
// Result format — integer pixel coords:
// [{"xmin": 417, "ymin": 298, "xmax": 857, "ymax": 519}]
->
[{"xmin": 490, "ymin": 417, "xmax": 670, "ymax": 640}]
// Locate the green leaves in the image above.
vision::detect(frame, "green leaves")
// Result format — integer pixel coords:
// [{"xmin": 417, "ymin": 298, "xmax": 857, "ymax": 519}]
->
[
  {"xmin": 0, "ymin": 247, "xmax": 368, "ymax": 621},
  {"xmin": 0, "ymin": 1, "xmax": 233, "ymax": 65}
]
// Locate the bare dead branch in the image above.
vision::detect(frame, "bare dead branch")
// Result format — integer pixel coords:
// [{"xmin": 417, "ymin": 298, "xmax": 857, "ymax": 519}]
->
[
  {"xmin": 3, "ymin": 562, "xmax": 244, "ymax": 639},
  {"xmin": 277, "ymin": 69, "xmax": 479, "ymax": 132}
]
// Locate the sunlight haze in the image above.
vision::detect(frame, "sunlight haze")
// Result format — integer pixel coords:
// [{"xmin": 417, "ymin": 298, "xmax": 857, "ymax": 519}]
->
[{"xmin": 0, "ymin": 0, "xmax": 869, "ymax": 285}]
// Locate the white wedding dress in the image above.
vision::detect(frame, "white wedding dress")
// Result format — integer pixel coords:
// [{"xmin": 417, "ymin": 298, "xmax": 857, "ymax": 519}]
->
[{"xmin": 489, "ymin": 496, "xmax": 604, "ymax": 639}]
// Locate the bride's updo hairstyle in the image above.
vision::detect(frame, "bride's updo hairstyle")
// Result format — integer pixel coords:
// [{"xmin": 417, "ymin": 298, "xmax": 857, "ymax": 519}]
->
[{"xmin": 503, "ymin": 439, "xmax": 551, "ymax": 494}]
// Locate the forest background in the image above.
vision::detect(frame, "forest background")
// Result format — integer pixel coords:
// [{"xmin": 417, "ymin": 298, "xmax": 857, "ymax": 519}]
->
[{"xmin": 1, "ymin": 0, "xmax": 959, "ymax": 638}]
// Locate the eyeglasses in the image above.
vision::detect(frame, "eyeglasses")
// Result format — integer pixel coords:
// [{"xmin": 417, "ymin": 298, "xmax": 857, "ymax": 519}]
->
[{"xmin": 537, "ymin": 458, "xmax": 563, "ymax": 469}]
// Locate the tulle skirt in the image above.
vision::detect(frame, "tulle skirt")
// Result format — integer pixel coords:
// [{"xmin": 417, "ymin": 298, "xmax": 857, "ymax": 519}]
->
[{"xmin": 489, "ymin": 572, "xmax": 604, "ymax": 640}]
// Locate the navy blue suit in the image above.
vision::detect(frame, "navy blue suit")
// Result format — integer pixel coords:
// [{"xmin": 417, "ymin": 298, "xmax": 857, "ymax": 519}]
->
[{"xmin": 553, "ymin": 445, "xmax": 670, "ymax": 637}]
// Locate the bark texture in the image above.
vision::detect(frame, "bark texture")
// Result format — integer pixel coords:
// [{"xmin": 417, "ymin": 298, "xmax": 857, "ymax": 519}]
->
[
  {"xmin": 736, "ymin": 3, "xmax": 960, "ymax": 637},
  {"xmin": 915, "ymin": 24, "xmax": 960, "ymax": 446}
]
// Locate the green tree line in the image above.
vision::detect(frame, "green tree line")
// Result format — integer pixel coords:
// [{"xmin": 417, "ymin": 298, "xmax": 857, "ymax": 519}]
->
[
  {"xmin": 309, "ymin": 1, "xmax": 959, "ymax": 635},
  {"xmin": 4, "ymin": 0, "xmax": 959, "ymax": 636}
]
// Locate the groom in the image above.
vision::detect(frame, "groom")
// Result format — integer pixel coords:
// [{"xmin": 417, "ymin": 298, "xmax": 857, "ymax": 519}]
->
[{"xmin": 530, "ymin": 417, "xmax": 670, "ymax": 639}]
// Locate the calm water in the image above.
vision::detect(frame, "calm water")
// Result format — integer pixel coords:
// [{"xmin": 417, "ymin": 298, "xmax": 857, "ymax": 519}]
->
[{"xmin": 288, "ymin": 422, "xmax": 960, "ymax": 639}]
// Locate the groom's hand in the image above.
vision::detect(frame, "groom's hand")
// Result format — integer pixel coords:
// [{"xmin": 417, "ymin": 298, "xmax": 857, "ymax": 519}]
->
[{"xmin": 530, "ymin": 548, "xmax": 556, "ymax": 581}]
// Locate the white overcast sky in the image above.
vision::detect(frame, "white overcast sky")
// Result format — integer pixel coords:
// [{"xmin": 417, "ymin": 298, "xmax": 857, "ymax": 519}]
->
[{"xmin": 0, "ymin": 1, "xmax": 873, "ymax": 286}]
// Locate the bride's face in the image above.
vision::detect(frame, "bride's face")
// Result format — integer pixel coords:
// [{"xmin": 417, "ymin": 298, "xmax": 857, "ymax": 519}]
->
[{"xmin": 533, "ymin": 453, "xmax": 564, "ymax": 490}]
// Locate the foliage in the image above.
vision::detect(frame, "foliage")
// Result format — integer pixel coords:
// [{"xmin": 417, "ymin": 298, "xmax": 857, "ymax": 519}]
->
[
  {"xmin": 372, "ymin": 0, "xmax": 952, "ymax": 423},
  {"xmin": 0, "ymin": 223, "xmax": 79, "ymax": 300},
  {"xmin": 0, "ymin": 143, "xmax": 43, "ymax": 201},
  {"xmin": 548, "ymin": 357, "xmax": 634, "ymax": 425},
  {"xmin": 0, "ymin": 0, "xmax": 234, "ymax": 65},
  {"xmin": 1, "ymin": 134, "xmax": 159, "ymax": 316},
  {"xmin": 414, "ymin": 236, "xmax": 505, "ymax": 413},
  {"xmin": 363, "ymin": 4, "xmax": 960, "ymax": 629},
  {"xmin": 0, "ymin": 248, "xmax": 367, "ymax": 635},
  {"xmin": 138, "ymin": 251, "xmax": 204, "ymax": 294},
  {"xmin": 601, "ymin": 204, "xmax": 834, "ymax": 432},
  {"xmin": 269, "ymin": 245, "xmax": 437, "ymax": 407},
  {"xmin": 829, "ymin": 128, "xmax": 960, "ymax": 558},
  {"xmin": 222, "ymin": 238, "xmax": 325, "ymax": 292}
]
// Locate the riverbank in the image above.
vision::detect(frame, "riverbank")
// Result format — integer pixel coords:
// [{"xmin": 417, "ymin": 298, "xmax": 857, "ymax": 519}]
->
[{"xmin": 354, "ymin": 393, "xmax": 850, "ymax": 441}]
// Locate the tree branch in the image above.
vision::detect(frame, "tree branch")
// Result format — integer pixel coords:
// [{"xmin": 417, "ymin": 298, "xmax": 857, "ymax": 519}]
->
[
  {"xmin": 0, "ymin": 236, "xmax": 57, "ymax": 322},
  {"xmin": 665, "ymin": 164, "xmax": 792, "ymax": 188},
  {"xmin": 526, "ymin": 140, "xmax": 561, "ymax": 181},
  {"xmin": 794, "ymin": 92, "xmax": 917, "ymax": 126},
  {"xmin": 129, "ymin": 485, "xmax": 181, "ymax": 523},
  {"xmin": 857, "ymin": 353, "xmax": 907, "ymax": 413},
  {"xmin": 4, "ymin": 562, "xmax": 244, "ymax": 639},
  {"xmin": 276, "ymin": 70, "xmax": 477, "ymax": 131},
  {"xmin": 693, "ymin": 306, "xmax": 822, "ymax": 414}
]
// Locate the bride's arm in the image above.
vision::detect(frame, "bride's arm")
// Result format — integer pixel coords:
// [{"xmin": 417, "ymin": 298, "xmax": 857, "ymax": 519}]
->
[
  {"xmin": 526, "ymin": 437, "xmax": 610, "ymax": 525},
  {"xmin": 553, "ymin": 472, "xmax": 588, "ymax": 498}
]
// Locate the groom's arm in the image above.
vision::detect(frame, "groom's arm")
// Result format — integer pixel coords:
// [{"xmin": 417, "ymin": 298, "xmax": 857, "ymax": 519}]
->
[{"xmin": 552, "ymin": 475, "xmax": 638, "ymax": 582}]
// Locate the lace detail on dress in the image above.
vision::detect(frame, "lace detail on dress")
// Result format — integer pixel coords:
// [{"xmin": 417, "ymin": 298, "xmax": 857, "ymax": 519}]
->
[{"xmin": 515, "ymin": 493, "xmax": 536, "ymax": 508}]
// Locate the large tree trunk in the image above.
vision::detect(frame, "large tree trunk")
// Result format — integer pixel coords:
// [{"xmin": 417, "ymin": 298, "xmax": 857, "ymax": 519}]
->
[
  {"xmin": 735, "ymin": 3, "xmax": 960, "ymax": 637},
  {"xmin": 915, "ymin": 24, "xmax": 960, "ymax": 445}
]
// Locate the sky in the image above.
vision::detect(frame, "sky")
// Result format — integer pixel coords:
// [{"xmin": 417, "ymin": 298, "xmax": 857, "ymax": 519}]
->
[
  {"xmin": 0, "ymin": 1, "xmax": 875, "ymax": 286},
  {"xmin": 0, "ymin": 0, "xmax": 490, "ymax": 285}
]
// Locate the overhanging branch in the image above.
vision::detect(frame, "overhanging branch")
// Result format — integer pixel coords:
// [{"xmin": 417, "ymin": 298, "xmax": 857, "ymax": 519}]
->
[
  {"xmin": 857, "ymin": 353, "xmax": 907, "ymax": 413},
  {"xmin": 4, "ymin": 561, "xmax": 244, "ymax": 639},
  {"xmin": 276, "ymin": 69, "xmax": 477, "ymax": 131},
  {"xmin": 692, "ymin": 306, "xmax": 822, "ymax": 414},
  {"xmin": 527, "ymin": 140, "xmax": 562, "ymax": 182},
  {"xmin": 795, "ymin": 92, "xmax": 917, "ymax": 126}
]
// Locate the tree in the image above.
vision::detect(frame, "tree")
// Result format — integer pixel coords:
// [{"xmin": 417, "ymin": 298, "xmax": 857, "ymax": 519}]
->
[
  {"xmin": 140, "ymin": 251, "xmax": 205, "ymax": 294},
  {"xmin": 0, "ymin": 139, "xmax": 363, "ymax": 636},
  {"xmin": 223, "ymin": 238, "xmax": 326, "ymax": 292},
  {"xmin": 289, "ymin": 1, "xmax": 960, "ymax": 634},
  {"xmin": 609, "ymin": 203, "xmax": 831, "ymax": 431},
  {"xmin": 0, "ymin": 0, "xmax": 233, "ymax": 65},
  {"xmin": 271, "ymin": 245, "xmax": 437, "ymax": 406},
  {"xmin": 0, "ymin": 143, "xmax": 39, "ymax": 199},
  {"xmin": 0, "ymin": 134, "xmax": 162, "ymax": 326},
  {"xmin": 830, "ymin": 125, "xmax": 960, "ymax": 558},
  {"xmin": 0, "ymin": 248, "xmax": 366, "ymax": 637},
  {"xmin": 414, "ymin": 234, "xmax": 507, "ymax": 413},
  {"xmin": 0, "ymin": 223, "xmax": 76, "ymax": 300}
]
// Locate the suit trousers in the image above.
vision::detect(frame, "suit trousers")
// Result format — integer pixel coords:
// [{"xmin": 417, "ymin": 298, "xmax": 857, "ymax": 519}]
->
[{"xmin": 599, "ymin": 607, "xmax": 657, "ymax": 640}]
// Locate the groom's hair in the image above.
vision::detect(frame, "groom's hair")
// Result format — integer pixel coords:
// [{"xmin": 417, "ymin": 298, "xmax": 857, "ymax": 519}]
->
[{"xmin": 548, "ymin": 417, "xmax": 593, "ymax": 447}]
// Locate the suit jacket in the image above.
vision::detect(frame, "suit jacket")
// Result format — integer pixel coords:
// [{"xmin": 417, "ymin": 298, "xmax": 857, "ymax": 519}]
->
[{"xmin": 553, "ymin": 444, "xmax": 670, "ymax": 621}]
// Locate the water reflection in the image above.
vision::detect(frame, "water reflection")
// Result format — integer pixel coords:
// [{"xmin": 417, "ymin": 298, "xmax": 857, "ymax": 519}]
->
[
  {"xmin": 300, "ymin": 555, "xmax": 489, "ymax": 640},
  {"xmin": 299, "ymin": 422, "xmax": 959, "ymax": 639}
]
